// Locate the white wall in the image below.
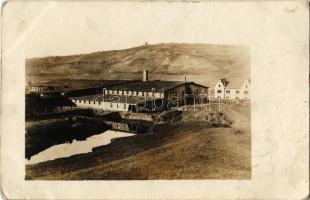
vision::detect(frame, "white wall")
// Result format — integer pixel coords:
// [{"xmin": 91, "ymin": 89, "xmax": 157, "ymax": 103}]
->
[
  {"xmin": 240, "ymin": 80, "xmax": 251, "ymax": 100},
  {"xmin": 214, "ymin": 80, "xmax": 225, "ymax": 99},
  {"xmin": 71, "ymin": 99, "xmax": 131, "ymax": 111},
  {"xmin": 223, "ymin": 88, "xmax": 241, "ymax": 100},
  {"xmin": 214, "ymin": 79, "xmax": 251, "ymax": 100}
]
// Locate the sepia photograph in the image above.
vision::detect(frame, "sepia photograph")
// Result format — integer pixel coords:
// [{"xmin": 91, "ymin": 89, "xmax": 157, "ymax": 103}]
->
[
  {"xmin": 1, "ymin": 1, "xmax": 308, "ymax": 199},
  {"xmin": 25, "ymin": 43, "xmax": 251, "ymax": 180}
]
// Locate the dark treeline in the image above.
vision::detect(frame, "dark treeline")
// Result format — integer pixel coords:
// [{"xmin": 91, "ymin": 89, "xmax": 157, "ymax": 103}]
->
[{"xmin": 26, "ymin": 94, "xmax": 76, "ymax": 118}]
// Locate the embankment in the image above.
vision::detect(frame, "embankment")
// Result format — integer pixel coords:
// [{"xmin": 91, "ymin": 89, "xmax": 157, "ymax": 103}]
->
[{"xmin": 26, "ymin": 104, "xmax": 250, "ymax": 180}]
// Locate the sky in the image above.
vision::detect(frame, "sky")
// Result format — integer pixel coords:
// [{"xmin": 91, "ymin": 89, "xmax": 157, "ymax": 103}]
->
[{"xmin": 2, "ymin": 1, "xmax": 257, "ymax": 58}]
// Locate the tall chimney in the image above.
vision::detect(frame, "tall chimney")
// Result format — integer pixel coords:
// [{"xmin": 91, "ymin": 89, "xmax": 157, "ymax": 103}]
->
[{"xmin": 143, "ymin": 70, "xmax": 148, "ymax": 81}]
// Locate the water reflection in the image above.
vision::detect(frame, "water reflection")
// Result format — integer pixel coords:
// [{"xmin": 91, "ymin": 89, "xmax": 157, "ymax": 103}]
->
[
  {"xmin": 26, "ymin": 130, "xmax": 135, "ymax": 165},
  {"xmin": 25, "ymin": 117, "xmax": 110, "ymax": 159}
]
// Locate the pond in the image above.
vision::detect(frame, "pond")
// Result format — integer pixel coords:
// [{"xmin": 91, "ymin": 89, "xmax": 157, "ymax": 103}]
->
[{"xmin": 26, "ymin": 130, "xmax": 135, "ymax": 165}]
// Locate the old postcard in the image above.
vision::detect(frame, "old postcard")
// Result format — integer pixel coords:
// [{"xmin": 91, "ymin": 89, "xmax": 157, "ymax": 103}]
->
[{"xmin": 1, "ymin": 0, "xmax": 309, "ymax": 199}]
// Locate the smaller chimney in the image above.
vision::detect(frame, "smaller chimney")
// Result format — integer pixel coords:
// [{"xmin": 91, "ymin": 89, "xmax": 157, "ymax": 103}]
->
[
  {"xmin": 184, "ymin": 75, "xmax": 187, "ymax": 82},
  {"xmin": 143, "ymin": 70, "xmax": 148, "ymax": 82}
]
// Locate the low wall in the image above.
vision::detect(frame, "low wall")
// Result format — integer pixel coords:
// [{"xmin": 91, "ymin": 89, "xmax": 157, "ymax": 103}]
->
[{"xmin": 119, "ymin": 112, "xmax": 155, "ymax": 122}]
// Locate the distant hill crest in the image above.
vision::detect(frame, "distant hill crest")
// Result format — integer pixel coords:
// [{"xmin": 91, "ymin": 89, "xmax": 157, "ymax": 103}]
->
[{"xmin": 26, "ymin": 43, "xmax": 250, "ymax": 86}]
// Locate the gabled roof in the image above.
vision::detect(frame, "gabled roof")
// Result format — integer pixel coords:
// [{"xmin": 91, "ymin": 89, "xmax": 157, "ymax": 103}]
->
[
  {"xmin": 166, "ymin": 81, "xmax": 208, "ymax": 92},
  {"xmin": 188, "ymin": 82, "xmax": 209, "ymax": 89},
  {"xmin": 220, "ymin": 79, "xmax": 229, "ymax": 87}
]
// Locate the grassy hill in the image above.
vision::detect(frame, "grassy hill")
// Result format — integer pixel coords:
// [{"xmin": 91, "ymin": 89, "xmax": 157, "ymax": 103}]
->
[{"xmin": 26, "ymin": 43, "xmax": 250, "ymax": 86}]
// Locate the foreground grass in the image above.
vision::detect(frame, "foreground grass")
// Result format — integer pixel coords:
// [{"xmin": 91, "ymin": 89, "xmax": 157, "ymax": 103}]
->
[{"xmin": 26, "ymin": 104, "xmax": 250, "ymax": 180}]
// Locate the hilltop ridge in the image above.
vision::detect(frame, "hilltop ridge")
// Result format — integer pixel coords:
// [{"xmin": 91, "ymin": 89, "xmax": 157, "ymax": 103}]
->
[{"xmin": 26, "ymin": 43, "xmax": 250, "ymax": 86}]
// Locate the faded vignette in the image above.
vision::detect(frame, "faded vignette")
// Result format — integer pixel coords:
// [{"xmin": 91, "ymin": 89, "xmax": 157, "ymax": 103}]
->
[{"xmin": 1, "ymin": 1, "xmax": 309, "ymax": 200}]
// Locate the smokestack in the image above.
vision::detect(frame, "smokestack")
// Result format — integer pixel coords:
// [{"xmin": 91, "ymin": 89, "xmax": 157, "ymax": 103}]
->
[{"xmin": 143, "ymin": 70, "xmax": 148, "ymax": 81}]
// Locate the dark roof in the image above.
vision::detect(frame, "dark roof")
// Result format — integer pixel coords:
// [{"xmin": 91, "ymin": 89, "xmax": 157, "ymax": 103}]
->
[
  {"xmin": 220, "ymin": 79, "xmax": 249, "ymax": 89},
  {"xmin": 70, "ymin": 95, "xmax": 161, "ymax": 104},
  {"xmin": 105, "ymin": 80, "xmax": 184, "ymax": 92},
  {"xmin": 188, "ymin": 82, "xmax": 209, "ymax": 89},
  {"xmin": 220, "ymin": 79, "xmax": 229, "ymax": 87}
]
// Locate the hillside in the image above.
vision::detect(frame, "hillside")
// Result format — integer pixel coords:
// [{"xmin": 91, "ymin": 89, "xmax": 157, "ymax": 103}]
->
[{"xmin": 26, "ymin": 43, "xmax": 250, "ymax": 86}]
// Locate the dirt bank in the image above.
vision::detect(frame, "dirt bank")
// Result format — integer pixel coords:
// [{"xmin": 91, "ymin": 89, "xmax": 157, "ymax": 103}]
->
[{"xmin": 26, "ymin": 104, "xmax": 250, "ymax": 180}]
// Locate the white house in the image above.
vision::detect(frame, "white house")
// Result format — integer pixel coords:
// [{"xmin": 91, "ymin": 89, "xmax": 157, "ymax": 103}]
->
[{"xmin": 214, "ymin": 79, "xmax": 250, "ymax": 100}]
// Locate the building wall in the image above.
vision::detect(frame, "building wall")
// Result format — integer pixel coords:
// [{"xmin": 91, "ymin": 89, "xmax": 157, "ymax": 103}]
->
[
  {"xmin": 165, "ymin": 84, "xmax": 185, "ymax": 101},
  {"xmin": 71, "ymin": 99, "xmax": 131, "ymax": 111},
  {"xmin": 240, "ymin": 80, "xmax": 251, "ymax": 100},
  {"xmin": 214, "ymin": 80, "xmax": 225, "ymax": 99},
  {"xmin": 188, "ymin": 83, "xmax": 208, "ymax": 104},
  {"xmin": 214, "ymin": 79, "xmax": 251, "ymax": 100},
  {"xmin": 223, "ymin": 88, "xmax": 241, "ymax": 100},
  {"xmin": 103, "ymin": 89, "xmax": 163, "ymax": 98},
  {"xmin": 72, "ymin": 84, "xmax": 209, "ymax": 112},
  {"xmin": 165, "ymin": 83, "xmax": 208, "ymax": 105}
]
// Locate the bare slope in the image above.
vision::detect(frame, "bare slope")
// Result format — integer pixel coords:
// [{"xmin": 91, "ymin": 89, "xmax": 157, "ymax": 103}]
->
[{"xmin": 26, "ymin": 43, "xmax": 250, "ymax": 85}]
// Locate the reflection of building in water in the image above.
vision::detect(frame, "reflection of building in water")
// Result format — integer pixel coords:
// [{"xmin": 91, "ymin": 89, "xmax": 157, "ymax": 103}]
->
[
  {"xmin": 70, "ymin": 70, "xmax": 209, "ymax": 112},
  {"xmin": 214, "ymin": 79, "xmax": 251, "ymax": 100}
]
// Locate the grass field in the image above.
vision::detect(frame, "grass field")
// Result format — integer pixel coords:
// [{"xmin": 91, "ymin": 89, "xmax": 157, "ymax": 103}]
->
[{"xmin": 26, "ymin": 104, "xmax": 251, "ymax": 180}]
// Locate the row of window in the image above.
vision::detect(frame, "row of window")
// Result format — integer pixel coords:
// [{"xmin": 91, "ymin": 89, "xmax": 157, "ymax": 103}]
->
[
  {"xmin": 72, "ymin": 99, "xmax": 98, "ymax": 104},
  {"xmin": 72, "ymin": 99, "xmax": 128, "ymax": 109},
  {"xmin": 109, "ymin": 102, "xmax": 127, "ymax": 109},
  {"xmin": 217, "ymin": 90, "xmax": 248, "ymax": 94},
  {"xmin": 104, "ymin": 90, "xmax": 164, "ymax": 98},
  {"xmin": 226, "ymin": 90, "xmax": 239, "ymax": 94},
  {"xmin": 217, "ymin": 96, "xmax": 250, "ymax": 100}
]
